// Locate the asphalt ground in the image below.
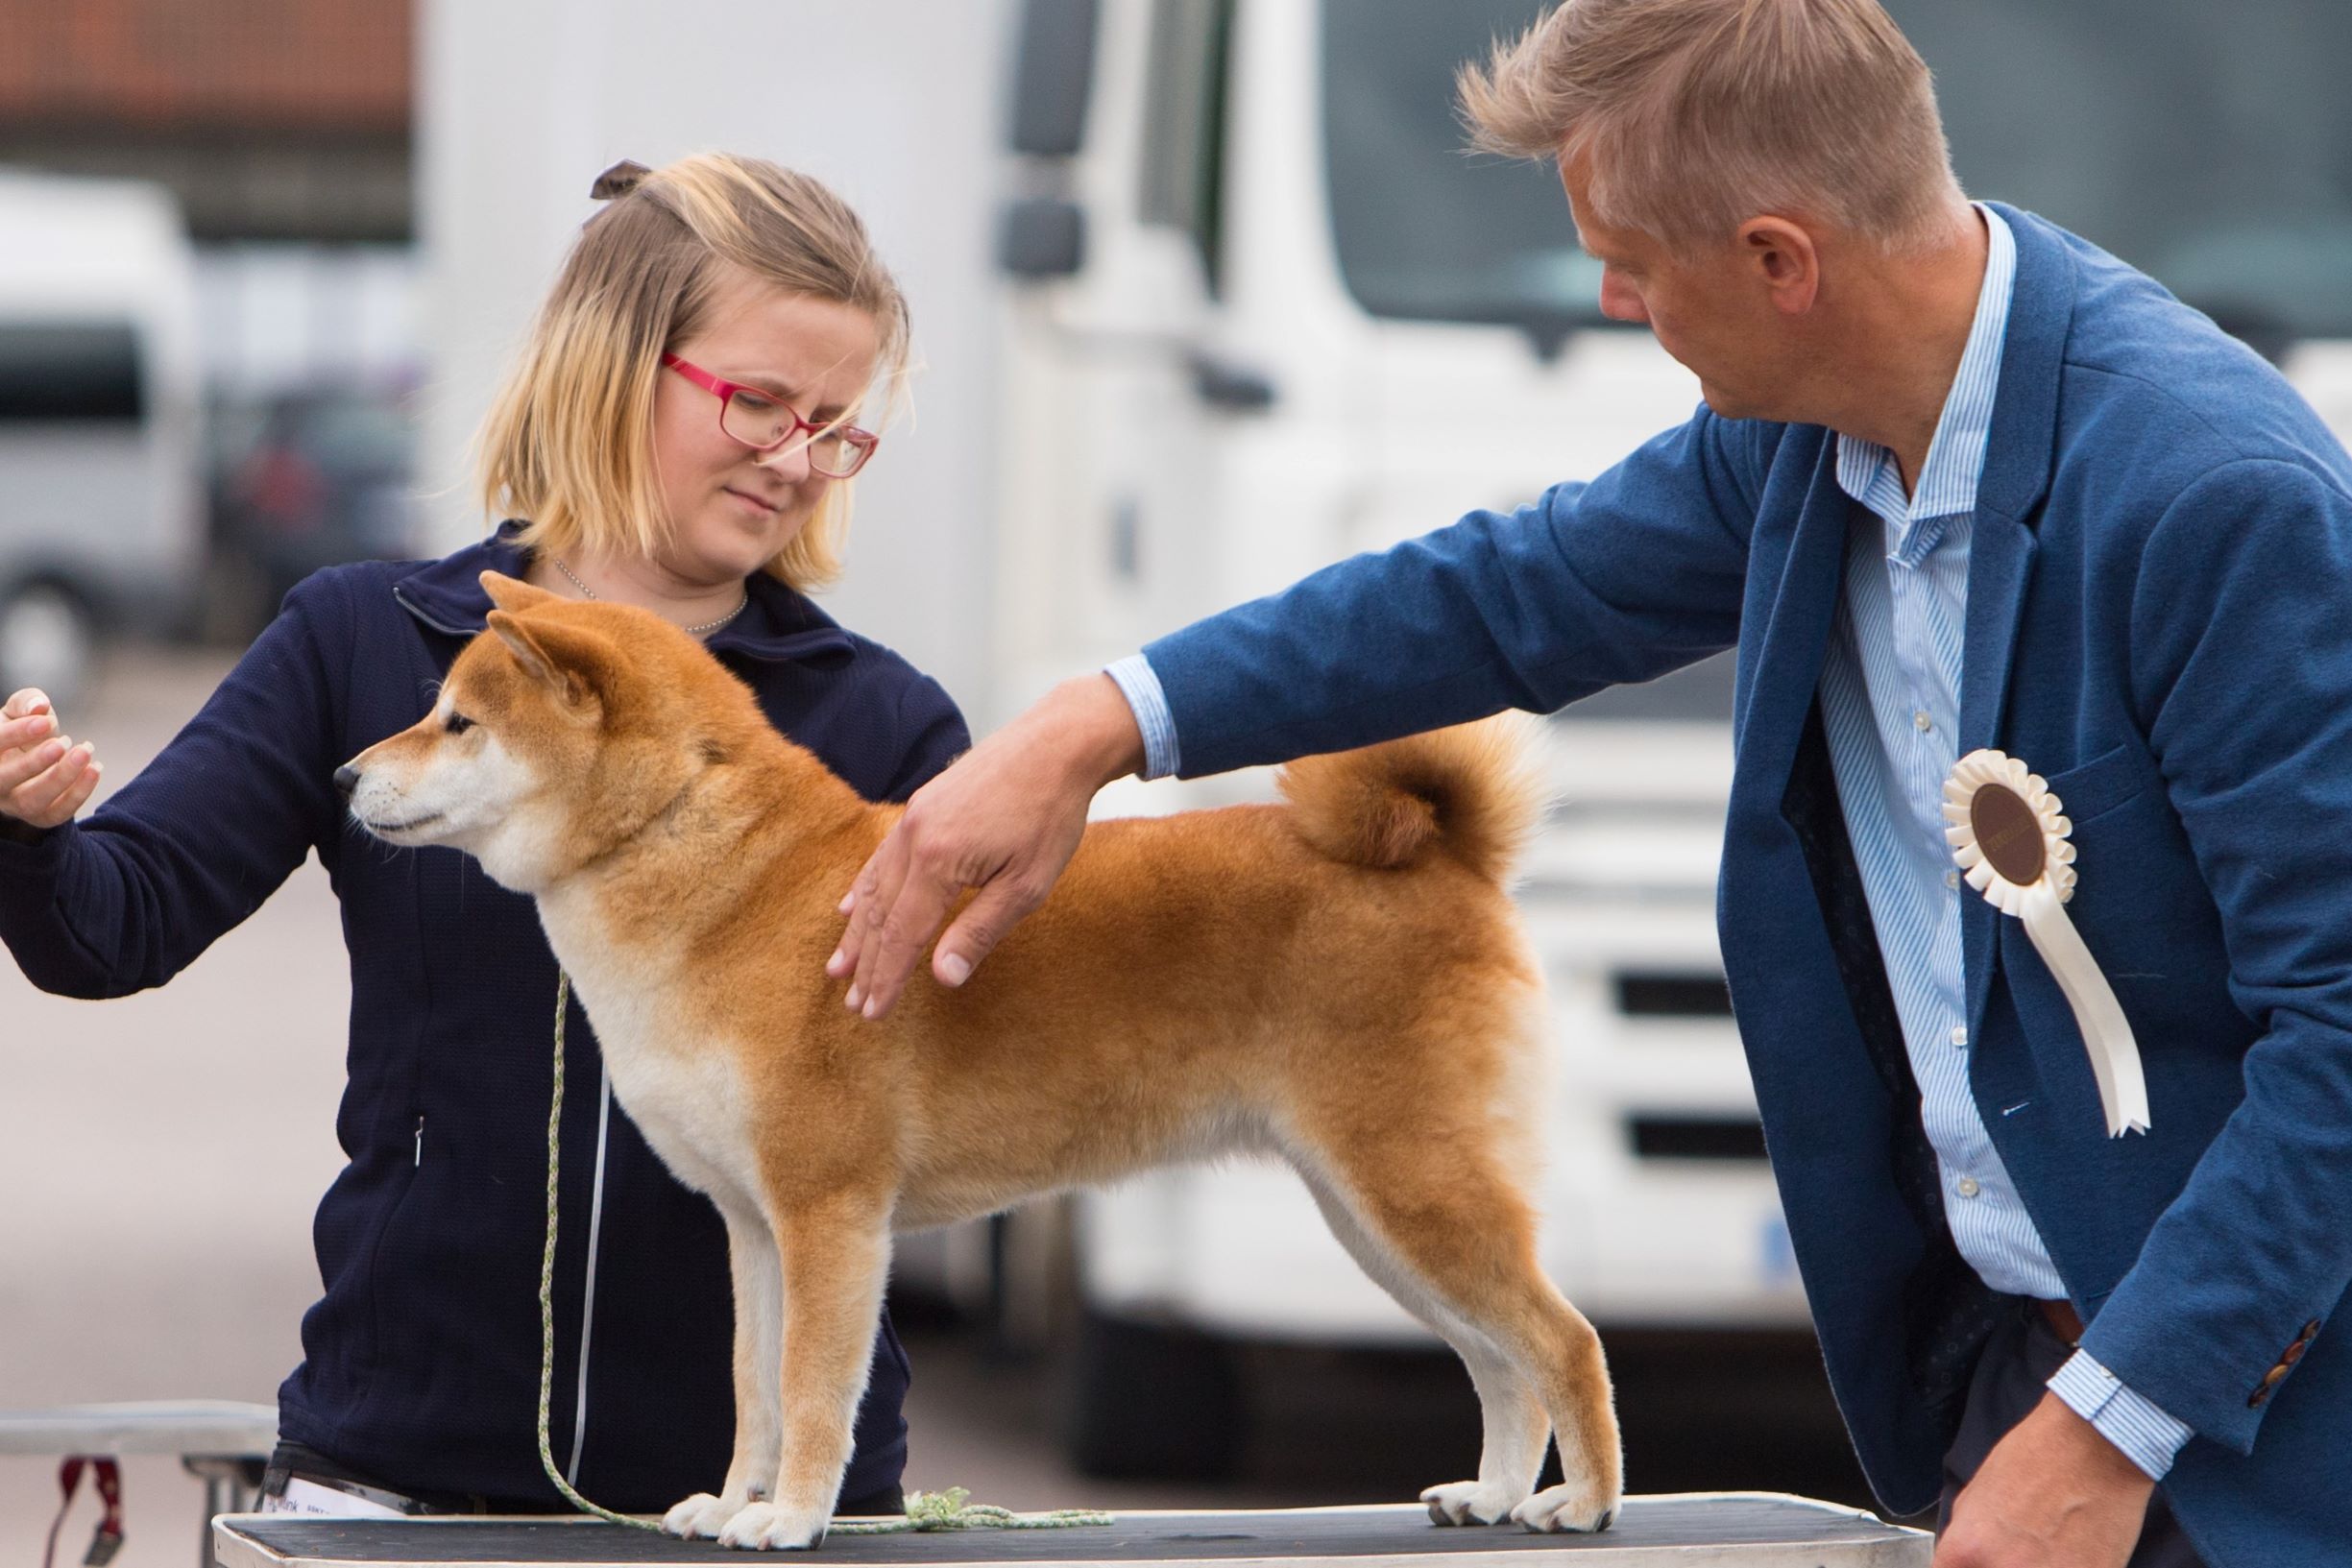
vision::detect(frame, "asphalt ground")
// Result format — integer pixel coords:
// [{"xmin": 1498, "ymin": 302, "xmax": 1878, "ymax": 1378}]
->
[{"xmin": 0, "ymin": 643, "xmax": 1871, "ymax": 1568}]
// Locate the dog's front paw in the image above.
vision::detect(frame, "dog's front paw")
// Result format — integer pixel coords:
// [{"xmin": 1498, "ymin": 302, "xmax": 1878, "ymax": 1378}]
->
[
  {"xmin": 663, "ymin": 1492, "xmax": 746, "ymax": 1539},
  {"xmin": 717, "ymin": 1501, "xmax": 828, "ymax": 1552},
  {"xmin": 1510, "ymin": 1482, "xmax": 1618, "ymax": 1534},
  {"xmin": 1419, "ymin": 1481, "xmax": 1521, "ymax": 1526}
]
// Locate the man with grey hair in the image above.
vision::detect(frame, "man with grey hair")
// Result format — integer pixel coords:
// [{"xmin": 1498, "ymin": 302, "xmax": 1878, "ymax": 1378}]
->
[{"xmin": 835, "ymin": 3, "xmax": 2348, "ymax": 1562}]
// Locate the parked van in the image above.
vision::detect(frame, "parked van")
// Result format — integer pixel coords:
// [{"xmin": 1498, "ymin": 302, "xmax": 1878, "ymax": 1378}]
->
[
  {"xmin": 0, "ymin": 171, "xmax": 206, "ymax": 709},
  {"xmin": 982, "ymin": 0, "xmax": 2352, "ymax": 1471}
]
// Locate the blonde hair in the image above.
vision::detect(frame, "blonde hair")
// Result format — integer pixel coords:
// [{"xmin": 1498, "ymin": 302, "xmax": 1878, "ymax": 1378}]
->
[
  {"xmin": 475, "ymin": 152, "xmax": 910, "ymax": 592},
  {"xmin": 1458, "ymin": 0, "xmax": 1963, "ymax": 254}
]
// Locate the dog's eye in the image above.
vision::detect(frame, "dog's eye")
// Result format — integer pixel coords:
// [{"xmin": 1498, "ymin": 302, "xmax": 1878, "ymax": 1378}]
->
[{"xmin": 445, "ymin": 711, "xmax": 474, "ymax": 735}]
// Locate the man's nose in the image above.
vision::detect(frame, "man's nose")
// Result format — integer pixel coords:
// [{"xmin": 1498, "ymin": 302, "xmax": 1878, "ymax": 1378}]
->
[
  {"xmin": 333, "ymin": 764, "xmax": 360, "ymax": 800},
  {"xmin": 1599, "ymin": 271, "xmax": 1649, "ymax": 325}
]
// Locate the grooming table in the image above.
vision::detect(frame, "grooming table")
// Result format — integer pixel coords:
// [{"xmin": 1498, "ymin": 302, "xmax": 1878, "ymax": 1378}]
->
[
  {"xmin": 1, "ymin": 1400, "xmax": 279, "ymax": 1566},
  {"xmin": 212, "ymin": 1498, "xmax": 1929, "ymax": 1568}
]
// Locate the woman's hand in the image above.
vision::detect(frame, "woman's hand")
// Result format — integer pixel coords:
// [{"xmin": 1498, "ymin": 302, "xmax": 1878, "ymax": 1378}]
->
[
  {"xmin": 2, "ymin": 688, "xmax": 103, "ymax": 832},
  {"xmin": 828, "ymin": 674, "xmax": 1144, "ymax": 1019}
]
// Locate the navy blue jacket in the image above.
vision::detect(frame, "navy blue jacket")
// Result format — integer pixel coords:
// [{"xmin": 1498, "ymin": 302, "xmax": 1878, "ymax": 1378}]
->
[
  {"xmin": 0, "ymin": 524, "xmax": 969, "ymax": 1511},
  {"xmin": 1143, "ymin": 208, "xmax": 2352, "ymax": 1564}
]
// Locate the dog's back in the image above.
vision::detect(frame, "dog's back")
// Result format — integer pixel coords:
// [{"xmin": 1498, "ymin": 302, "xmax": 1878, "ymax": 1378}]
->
[{"xmin": 871, "ymin": 715, "xmax": 1554, "ymax": 1229}]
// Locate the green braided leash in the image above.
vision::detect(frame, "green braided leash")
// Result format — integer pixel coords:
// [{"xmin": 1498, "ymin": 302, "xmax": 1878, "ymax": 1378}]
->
[
  {"xmin": 833, "ymin": 1487, "xmax": 1112, "ymax": 1534},
  {"xmin": 539, "ymin": 971, "xmax": 663, "ymax": 1531},
  {"xmin": 537, "ymin": 972, "xmax": 1113, "ymax": 1537}
]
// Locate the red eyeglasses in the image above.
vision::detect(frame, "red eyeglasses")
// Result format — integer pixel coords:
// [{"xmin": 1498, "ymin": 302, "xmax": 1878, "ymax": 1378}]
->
[{"xmin": 661, "ymin": 352, "xmax": 881, "ymax": 478}]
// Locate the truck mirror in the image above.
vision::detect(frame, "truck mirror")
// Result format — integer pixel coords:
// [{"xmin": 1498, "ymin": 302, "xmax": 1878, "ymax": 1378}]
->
[
  {"xmin": 1007, "ymin": 0, "xmax": 1100, "ymax": 157},
  {"xmin": 999, "ymin": 198, "xmax": 1086, "ymax": 279}
]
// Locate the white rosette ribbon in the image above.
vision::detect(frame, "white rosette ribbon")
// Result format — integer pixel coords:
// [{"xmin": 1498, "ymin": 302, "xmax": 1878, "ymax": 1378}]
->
[{"xmin": 1943, "ymin": 749, "xmax": 2151, "ymax": 1137}]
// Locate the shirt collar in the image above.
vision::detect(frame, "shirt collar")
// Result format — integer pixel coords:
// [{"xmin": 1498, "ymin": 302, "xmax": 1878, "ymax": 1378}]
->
[
  {"xmin": 1834, "ymin": 204, "xmax": 2018, "ymax": 541},
  {"xmin": 390, "ymin": 520, "xmax": 857, "ymax": 664}
]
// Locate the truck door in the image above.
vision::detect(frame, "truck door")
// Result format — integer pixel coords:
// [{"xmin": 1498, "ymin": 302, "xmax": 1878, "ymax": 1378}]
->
[{"xmin": 995, "ymin": 0, "xmax": 1249, "ymax": 713}]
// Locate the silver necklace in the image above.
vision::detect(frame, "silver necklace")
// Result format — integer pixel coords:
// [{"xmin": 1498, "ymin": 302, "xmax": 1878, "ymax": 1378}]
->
[{"xmin": 547, "ymin": 556, "xmax": 749, "ymax": 637}]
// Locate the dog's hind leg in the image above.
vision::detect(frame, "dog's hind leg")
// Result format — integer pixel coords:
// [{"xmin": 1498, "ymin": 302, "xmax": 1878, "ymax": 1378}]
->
[
  {"xmin": 715, "ymin": 1193, "xmax": 892, "ymax": 1552},
  {"xmin": 664, "ymin": 1196, "xmax": 784, "ymax": 1538},
  {"xmin": 1297, "ymin": 1172, "xmax": 1548, "ymax": 1525},
  {"xmin": 1305, "ymin": 1137, "xmax": 1620, "ymax": 1534}
]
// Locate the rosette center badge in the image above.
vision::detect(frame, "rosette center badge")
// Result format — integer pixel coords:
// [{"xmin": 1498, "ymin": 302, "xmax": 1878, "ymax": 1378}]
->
[{"xmin": 1944, "ymin": 749, "xmax": 2150, "ymax": 1137}]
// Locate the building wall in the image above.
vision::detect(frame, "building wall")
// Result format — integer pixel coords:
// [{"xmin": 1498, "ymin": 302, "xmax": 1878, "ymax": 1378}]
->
[
  {"xmin": 418, "ymin": 0, "xmax": 1012, "ymax": 710},
  {"xmin": 0, "ymin": 0, "xmax": 413, "ymax": 241}
]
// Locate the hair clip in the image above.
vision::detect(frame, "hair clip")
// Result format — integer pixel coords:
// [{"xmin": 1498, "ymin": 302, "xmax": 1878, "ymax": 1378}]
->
[{"xmin": 590, "ymin": 159, "xmax": 652, "ymax": 201}]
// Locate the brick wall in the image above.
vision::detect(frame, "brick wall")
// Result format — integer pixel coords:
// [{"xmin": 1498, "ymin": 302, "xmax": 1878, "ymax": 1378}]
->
[
  {"xmin": 0, "ymin": 0, "xmax": 409, "ymax": 133},
  {"xmin": 0, "ymin": 0, "xmax": 413, "ymax": 240}
]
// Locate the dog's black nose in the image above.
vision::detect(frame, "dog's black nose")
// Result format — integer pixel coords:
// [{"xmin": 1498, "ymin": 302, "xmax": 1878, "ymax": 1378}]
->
[{"xmin": 333, "ymin": 764, "xmax": 360, "ymax": 800}]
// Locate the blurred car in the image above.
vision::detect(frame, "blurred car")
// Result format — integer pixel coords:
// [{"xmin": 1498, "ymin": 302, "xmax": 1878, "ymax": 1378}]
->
[{"xmin": 206, "ymin": 385, "xmax": 424, "ymax": 639}]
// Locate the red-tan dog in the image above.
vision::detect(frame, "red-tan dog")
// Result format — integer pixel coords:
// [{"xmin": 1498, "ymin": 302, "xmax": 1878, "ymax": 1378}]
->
[{"xmin": 339, "ymin": 571, "xmax": 1619, "ymax": 1550}]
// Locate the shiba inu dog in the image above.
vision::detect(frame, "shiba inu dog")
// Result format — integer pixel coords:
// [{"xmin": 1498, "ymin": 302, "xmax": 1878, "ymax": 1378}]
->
[{"xmin": 338, "ymin": 570, "xmax": 1619, "ymax": 1550}]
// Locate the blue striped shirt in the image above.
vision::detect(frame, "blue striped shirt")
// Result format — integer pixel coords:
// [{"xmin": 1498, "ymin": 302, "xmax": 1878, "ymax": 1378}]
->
[
  {"xmin": 1822, "ymin": 205, "xmax": 2187, "ymax": 1479},
  {"xmin": 1105, "ymin": 655, "xmax": 1181, "ymax": 780},
  {"xmin": 1107, "ymin": 205, "xmax": 2188, "ymax": 1478}
]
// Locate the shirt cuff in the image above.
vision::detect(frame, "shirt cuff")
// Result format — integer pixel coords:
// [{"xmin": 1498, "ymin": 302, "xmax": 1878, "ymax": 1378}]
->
[
  {"xmin": 2047, "ymin": 1348, "xmax": 2194, "ymax": 1481},
  {"xmin": 1103, "ymin": 654, "xmax": 1180, "ymax": 782}
]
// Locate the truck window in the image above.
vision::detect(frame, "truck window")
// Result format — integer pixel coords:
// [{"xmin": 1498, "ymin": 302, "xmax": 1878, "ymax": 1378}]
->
[
  {"xmin": 0, "ymin": 322, "xmax": 145, "ymax": 422},
  {"xmin": 1321, "ymin": 0, "xmax": 1603, "ymax": 346},
  {"xmin": 1888, "ymin": 0, "xmax": 2352, "ymax": 353},
  {"xmin": 1138, "ymin": 0, "xmax": 1235, "ymax": 297},
  {"xmin": 1321, "ymin": 0, "xmax": 2352, "ymax": 356}
]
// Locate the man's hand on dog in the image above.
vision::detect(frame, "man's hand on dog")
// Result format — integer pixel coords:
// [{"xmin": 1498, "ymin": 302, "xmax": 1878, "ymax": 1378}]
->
[
  {"xmin": 0, "ymin": 688, "xmax": 102, "ymax": 835},
  {"xmin": 831, "ymin": 673, "xmax": 1143, "ymax": 1019},
  {"xmin": 1933, "ymin": 1393, "xmax": 2151, "ymax": 1568}
]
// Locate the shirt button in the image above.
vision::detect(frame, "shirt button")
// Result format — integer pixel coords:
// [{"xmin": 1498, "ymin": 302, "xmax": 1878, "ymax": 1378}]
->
[
  {"xmin": 1945, "ymin": 870, "xmax": 1961, "ymax": 889},
  {"xmin": 1950, "ymin": 1025, "xmax": 1969, "ymax": 1049},
  {"xmin": 1955, "ymin": 1176, "xmax": 1981, "ymax": 1198},
  {"xmin": 1913, "ymin": 711, "xmax": 1934, "ymax": 733}
]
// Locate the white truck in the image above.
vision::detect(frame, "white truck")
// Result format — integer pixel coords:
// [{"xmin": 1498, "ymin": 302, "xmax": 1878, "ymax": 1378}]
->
[{"xmin": 0, "ymin": 171, "xmax": 206, "ymax": 710}]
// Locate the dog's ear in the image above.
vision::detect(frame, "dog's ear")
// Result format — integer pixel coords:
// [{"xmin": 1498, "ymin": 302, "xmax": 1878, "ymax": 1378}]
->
[
  {"xmin": 480, "ymin": 569, "xmax": 563, "ymax": 614},
  {"xmin": 486, "ymin": 610, "xmax": 615, "ymax": 715}
]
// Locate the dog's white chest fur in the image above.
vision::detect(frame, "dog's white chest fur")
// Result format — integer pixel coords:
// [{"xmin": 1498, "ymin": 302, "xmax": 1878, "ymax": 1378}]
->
[{"xmin": 538, "ymin": 891, "xmax": 761, "ymax": 1206}]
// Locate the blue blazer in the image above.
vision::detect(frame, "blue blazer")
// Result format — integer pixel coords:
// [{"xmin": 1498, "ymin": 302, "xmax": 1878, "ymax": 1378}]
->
[{"xmin": 1145, "ymin": 207, "xmax": 2352, "ymax": 1565}]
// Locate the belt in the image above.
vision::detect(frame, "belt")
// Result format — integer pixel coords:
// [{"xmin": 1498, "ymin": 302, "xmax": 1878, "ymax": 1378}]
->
[{"xmin": 2037, "ymin": 1297, "xmax": 2086, "ymax": 1344}]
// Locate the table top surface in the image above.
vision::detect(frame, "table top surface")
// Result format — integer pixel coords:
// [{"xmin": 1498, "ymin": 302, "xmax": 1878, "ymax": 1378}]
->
[
  {"xmin": 214, "ymin": 1498, "xmax": 1929, "ymax": 1568},
  {"xmin": 0, "ymin": 1400, "xmax": 279, "ymax": 1457}
]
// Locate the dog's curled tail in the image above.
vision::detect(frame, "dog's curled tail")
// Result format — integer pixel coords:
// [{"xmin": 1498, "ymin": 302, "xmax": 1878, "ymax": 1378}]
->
[{"xmin": 1276, "ymin": 714, "xmax": 1549, "ymax": 885}]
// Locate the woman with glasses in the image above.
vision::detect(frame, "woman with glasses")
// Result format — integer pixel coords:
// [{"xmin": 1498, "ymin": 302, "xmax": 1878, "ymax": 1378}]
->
[{"xmin": 0, "ymin": 154, "xmax": 963, "ymax": 1522}]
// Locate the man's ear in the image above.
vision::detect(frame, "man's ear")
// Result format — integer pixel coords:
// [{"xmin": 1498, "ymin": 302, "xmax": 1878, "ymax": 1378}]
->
[
  {"xmin": 1738, "ymin": 215, "xmax": 1821, "ymax": 316},
  {"xmin": 485, "ymin": 610, "xmax": 613, "ymax": 714},
  {"xmin": 481, "ymin": 569, "xmax": 563, "ymax": 614}
]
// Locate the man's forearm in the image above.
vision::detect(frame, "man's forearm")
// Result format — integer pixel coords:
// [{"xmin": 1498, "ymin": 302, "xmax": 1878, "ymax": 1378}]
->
[{"xmin": 1040, "ymin": 672, "xmax": 1148, "ymax": 793}]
